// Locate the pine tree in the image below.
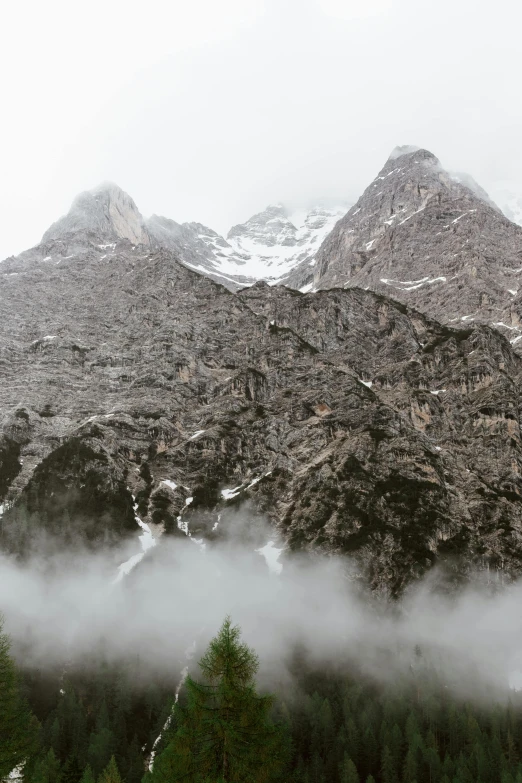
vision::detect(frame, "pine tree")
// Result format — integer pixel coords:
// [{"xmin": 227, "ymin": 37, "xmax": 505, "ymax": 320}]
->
[
  {"xmin": 79, "ymin": 766, "xmax": 96, "ymax": 783},
  {"xmin": 0, "ymin": 617, "xmax": 39, "ymax": 780},
  {"xmin": 31, "ymin": 749, "xmax": 62, "ymax": 783},
  {"xmin": 381, "ymin": 745, "xmax": 398, "ymax": 783},
  {"xmin": 97, "ymin": 756, "xmax": 122, "ymax": 783},
  {"xmin": 339, "ymin": 754, "xmax": 359, "ymax": 783},
  {"xmin": 149, "ymin": 616, "xmax": 287, "ymax": 783}
]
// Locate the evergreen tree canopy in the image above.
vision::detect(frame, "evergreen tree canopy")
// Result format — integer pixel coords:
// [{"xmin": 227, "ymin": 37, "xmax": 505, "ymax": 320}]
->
[
  {"xmin": 0, "ymin": 616, "xmax": 39, "ymax": 780},
  {"xmin": 97, "ymin": 756, "xmax": 122, "ymax": 783},
  {"xmin": 149, "ymin": 617, "xmax": 287, "ymax": 783}
]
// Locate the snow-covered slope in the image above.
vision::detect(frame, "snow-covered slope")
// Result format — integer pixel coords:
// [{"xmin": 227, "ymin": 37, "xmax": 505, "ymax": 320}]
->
[
  {"xmin": 147, "ymin": 203, "xmax": 349, "ymax": 289},
  {"xmin": 10, "ymin": 184, "xmax": 349, "ymax": 292},
  {"xmin": 225, "ymin": 204, "xmax": 348, "ymax": 282}
]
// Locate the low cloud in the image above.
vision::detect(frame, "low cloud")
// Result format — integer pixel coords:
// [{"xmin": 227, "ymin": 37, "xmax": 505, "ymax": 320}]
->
[{"xmin": 1, "ymin": 510, "xmax": 522, "ymax": 699}]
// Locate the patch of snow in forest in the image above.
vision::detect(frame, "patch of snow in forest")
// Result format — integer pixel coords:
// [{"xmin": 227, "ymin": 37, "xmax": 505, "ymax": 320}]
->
[
  {"xmin": 509, "ymin": 290, "xmax": 518, "ymax": 296},
  {"xmin": 189, "ymin": 430, "xmax": 205, "ymax": 440},
  {"xmin": 461, "ymin": 315, "xmax": 474, "ymax": 321},
  {"xmin": 112, "ymin": 501, "xmax": 156, "ymax": 583},
  {"xmin": 359, "ymin": 379, "xmax": 373, "ymax": 388},
  {"xmin": 430, "ymin": 390, "xmax": 446, "ymax": 395},
  {"xmin": 149, "ymin": 643, "xmax": 196, "ymax": 771},
  {"xmin": 299, "ymin": 282, "xmax": 313, "ymax": 293},
  {"xmin": 161, "ymin": 480, "xmax": 178, "ymax": 491},
  {"xmin": 221, "ymin": 486, "xmax": 242, "ymax": 500},
  {"xmin": 256, "ymin": 541, "xmax": 283, "ymax": 575},
  {"xmin": 177, "ymin": 516, "xmax": 189, "ymax": 535}
]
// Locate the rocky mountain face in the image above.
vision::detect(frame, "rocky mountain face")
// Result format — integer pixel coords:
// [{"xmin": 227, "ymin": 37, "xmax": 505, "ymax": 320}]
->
[
  {"xmin": 1, "ymin": 227, "xmax": 522, "ymax": 592},
  {"xmin": 2, "ymin": 147, "xmax": 522, "ymax": 593},
  {"xmin": 43, "ymin": 183, "xmax": 151, "ymax": 248},
  {"xmin": 19, "ymin": 183, "xmax": 346, "ymax": 291},
  {"xmin": 302, "ymin": 147, "xmax": 522, "ymax": 352}
]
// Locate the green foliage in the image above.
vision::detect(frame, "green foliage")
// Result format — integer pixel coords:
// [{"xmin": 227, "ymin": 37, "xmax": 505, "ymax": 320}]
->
[
  {"xmin": 0, "ymin": 617, "xmax": 39, "ymax": 780},
  {"xmin": 281, "ymin": 662, "xmax": 522, "ymax": 783},
  {"xmin": 150, "ymin": 617, "xmax": 288, "ymax": 782},
  {"xmin": 23, "ymin": 657, "xmax": 170, "ymax": 783},
  {"xmin": 30, "ymin": 749, "xmax": 62, "ymax": 783},
  {"xmin": 97, "ymin": 756, "xmax": 121, "ymax": 783},
  {"xmin": 79, "ymin": 766, "xmax": 95, "ymax": 783},
  {"xmin": 18, "ymin": 632, "xmax": 522, "ymax": 783}
]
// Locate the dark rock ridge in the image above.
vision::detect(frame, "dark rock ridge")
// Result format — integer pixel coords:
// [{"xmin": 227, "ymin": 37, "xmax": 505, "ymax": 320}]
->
[
  {"xmin": 300, "ymin": 147, "xmax": 522, "ymax": 351},
  {"xmin": 1, "ymin": 234, "xmax": 522, "ymax": 593}
]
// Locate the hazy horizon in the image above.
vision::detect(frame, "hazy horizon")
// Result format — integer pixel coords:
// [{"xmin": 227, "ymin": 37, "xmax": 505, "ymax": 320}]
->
[{"xmin": 2, "ymin": 0, "xmax": 522, "ymax": 259}]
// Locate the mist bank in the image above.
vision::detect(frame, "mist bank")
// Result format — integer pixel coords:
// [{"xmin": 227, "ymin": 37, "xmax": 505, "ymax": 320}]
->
[{"xmin": 1, "ymin": 513, "xmax": 522, "ymax": 698}]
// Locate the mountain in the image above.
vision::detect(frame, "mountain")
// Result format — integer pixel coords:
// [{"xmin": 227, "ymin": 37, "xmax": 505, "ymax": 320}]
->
[
  {"xmin": 43, "ymin": 182, "xmax": 151, "ymax": 247},
  {"xmin": 17, "ymin": 183, "xmax": 346, "ymax": 291},
  {"xmin": 301, "ymin": 147, "xmax": 522, "ymax": 350},
  {"xmin": 3, "ymin": 148, "xmax": 522, "ymax": 593},
  {"xmin": 225, "ymin": 203, "xmax": 347, "ymax": 286},
  {"xmin": 2, "ymin": 227, "xmax": 522, "ymax": 592}
]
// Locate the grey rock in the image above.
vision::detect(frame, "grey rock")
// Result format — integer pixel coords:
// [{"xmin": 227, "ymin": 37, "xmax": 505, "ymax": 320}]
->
[
  {"xmin": 1, "ymin": 235, "xmax": 522, "ymax": 593},
  {"xmin": 302, "ymin": 148, "xmax": 522, "ymax": 353}
]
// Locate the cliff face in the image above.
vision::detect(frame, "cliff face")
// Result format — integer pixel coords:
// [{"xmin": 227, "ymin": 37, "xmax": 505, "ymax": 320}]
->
[
  {"xmin": 296, "ymin": 148, "xmax": 522, "ymax": 352},
  {"xmin": 1, "ymin": 229, "xmax": 522, "ymax": 592}
]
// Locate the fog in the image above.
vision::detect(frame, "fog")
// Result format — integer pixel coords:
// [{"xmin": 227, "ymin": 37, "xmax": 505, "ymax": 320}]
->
[
  {"xmin": 2, "ymin": 510, "xmax": 522, "ymax": 698},
  {"xmin": 2, "ymin": 0, "xmax": 522, "ymax": 260}
]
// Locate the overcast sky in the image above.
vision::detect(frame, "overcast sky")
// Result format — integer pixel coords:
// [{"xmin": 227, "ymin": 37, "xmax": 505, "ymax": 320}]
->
[{"xmin": 2, "ymin": 0, "xmax": 521, "ymax": 259}]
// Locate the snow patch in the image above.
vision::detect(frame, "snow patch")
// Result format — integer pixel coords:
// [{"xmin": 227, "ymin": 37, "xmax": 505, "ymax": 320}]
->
[
  {"xmin": 221, "ymin": 486, "xmax": 242, "ymax": 501},
  {"xmin": 452, "ymin": 210, "xmax": 477, "ymax": 224},
  {"xmin": 113, "ymin": 500, "xmax": 156, "ymax": 583},
  {"xmin": 161, "ymin": 480, "xmax": 177, "ymax": 491}
]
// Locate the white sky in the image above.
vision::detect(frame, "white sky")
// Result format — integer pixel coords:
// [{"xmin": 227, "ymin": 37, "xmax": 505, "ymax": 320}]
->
[{"xmin": 1, "ymin": 0, "xmax": 522, "ymax": 259}]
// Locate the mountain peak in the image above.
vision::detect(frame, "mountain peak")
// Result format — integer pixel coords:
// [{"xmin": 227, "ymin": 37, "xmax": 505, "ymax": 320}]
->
[
  {"xmin": 42, "ymin": 182, "xmax": 150, "ymax": 247},
  {"xmin": 387, "ymin": 144, "xmax": 438, "ymax": 163}
]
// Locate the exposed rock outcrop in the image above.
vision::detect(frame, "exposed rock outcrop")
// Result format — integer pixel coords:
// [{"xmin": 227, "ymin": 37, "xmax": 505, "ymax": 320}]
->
[
  {"xmin": 1, "ymin": 237, "xmax": 522, "ymax": 593},
  {"xmin": 301, "ymin": 147, "xmax": 522, "ymax": 350}
]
